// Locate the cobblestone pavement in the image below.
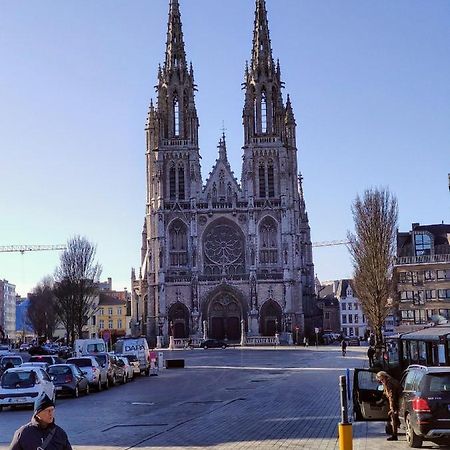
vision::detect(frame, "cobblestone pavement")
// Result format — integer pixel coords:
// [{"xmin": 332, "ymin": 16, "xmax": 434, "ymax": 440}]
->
[{"xmin": 1, "ymin": 346, "xmax": 449, "ymax": 449}]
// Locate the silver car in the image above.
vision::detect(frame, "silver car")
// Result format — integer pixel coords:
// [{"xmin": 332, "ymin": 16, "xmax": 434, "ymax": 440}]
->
[{"xmin": 67, "ymin": 356, "xmax": 109, "ymax": 391}]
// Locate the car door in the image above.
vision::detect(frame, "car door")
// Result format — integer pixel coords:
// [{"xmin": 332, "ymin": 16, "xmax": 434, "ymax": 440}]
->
[
  {"xmin": 39, "ymin": 369, "xmax": 54, "ymax": 398},
  {"xmin": 398, "ymin": 368, "xmax": 423, "ymax": 428},
  {"xmin": 353, "ymin": 368, "xmax": 389, "ymax": 421}
]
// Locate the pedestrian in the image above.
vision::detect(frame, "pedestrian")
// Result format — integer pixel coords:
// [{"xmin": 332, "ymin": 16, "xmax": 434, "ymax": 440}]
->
[
  {"xmin": 9, "ymin": 394, "xmax": 72, "ymax": 450},
  {"xmin": 376, "ymin": 371, "xmax": 402, "ymax": 441},
  {"xmin": 367, "ymin": 346, "xmax": 376, "ymax": 367},
  {"xmin": 303, "ymin": 337, "xmax": 309, "ymax": 347},
  {"xmin": 341, "ymin": 339, "xmax": 347, "ymax": 356}
]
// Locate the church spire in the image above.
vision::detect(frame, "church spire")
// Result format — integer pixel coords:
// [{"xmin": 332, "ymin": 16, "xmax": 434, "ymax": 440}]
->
[
  {"xmin": 164, "ymin": 0, "xmax": 187, "ymax": 73},
  {"xmin": 251, "ymin": 0, "xmax": 275, "ymax": 76}
]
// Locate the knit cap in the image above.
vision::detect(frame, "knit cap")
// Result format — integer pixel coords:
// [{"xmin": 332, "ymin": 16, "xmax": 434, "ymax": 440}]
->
[{"xmin": 34, "ymin": 394, "xmax": 54, "ymax": 414}]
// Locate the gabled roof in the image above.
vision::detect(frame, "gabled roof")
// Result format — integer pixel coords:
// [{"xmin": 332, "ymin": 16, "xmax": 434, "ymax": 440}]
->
[{"xmin": 98, "ymin": 293, "xmax": 126, "ymax": 306}]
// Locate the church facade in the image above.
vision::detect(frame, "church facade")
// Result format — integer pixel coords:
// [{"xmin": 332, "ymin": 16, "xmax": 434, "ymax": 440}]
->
[{"xmin": 131, "ymin": 0, "xmax": 315, "ymax": 346}]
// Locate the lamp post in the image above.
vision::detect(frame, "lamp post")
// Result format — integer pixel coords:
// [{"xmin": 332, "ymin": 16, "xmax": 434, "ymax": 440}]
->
[
  {"xmin": 274, "ymin": 319, "xmax": 280, "ymax": 347},
  {"xmin": 168, "ymin": 321, "xmax": 175, "ymax": 350}
]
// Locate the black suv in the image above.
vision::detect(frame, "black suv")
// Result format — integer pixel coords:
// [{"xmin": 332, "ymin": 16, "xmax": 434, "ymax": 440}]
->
[
  {"xmin": 201, "ymin": 339, "xmax": 227, "ymax": 349},
  {"xmin": 354, "ymin": 365, "xmax": 450, "ymax": 448}
]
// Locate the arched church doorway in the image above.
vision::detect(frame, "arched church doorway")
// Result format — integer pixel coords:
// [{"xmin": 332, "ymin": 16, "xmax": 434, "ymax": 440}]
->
[
  {"xmin": 168, "ymin": 302, "xmax": 190, "ymax": 338},
  {"xmin": 208, "ymin": 294, "xmax": 242, "ymax": 341},
  {"xmin": 260, "ymin": 300, "xmax": 282, "ymax": 336}
]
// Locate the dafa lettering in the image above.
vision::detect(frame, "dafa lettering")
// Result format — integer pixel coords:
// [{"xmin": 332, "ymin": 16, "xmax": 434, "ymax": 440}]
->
[{"xmin": 124, "ymin": 344, "xmax": 145, "ymax": 352}]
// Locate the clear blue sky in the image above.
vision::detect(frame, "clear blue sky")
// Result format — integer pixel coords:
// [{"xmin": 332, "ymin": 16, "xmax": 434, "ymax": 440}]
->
[{"xmin": 1, "ymin": 0, "xmax": 449, "ymax": 297}]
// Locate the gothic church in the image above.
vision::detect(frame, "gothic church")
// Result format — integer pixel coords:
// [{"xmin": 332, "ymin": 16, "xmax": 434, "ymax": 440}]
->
[{"xmin": 131, "ymin": 0, "xmax": 315, "ymax": 346}]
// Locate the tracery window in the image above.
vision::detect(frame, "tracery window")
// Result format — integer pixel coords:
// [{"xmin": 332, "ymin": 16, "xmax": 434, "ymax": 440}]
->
[
  {"xmin": 261, "ymin": 90, "xmax": 267, "ymax": 133},
  {"xmin": 169, "ymin": 220, "xmax": 188, "ymax": 267},
  {"xmin": 259, "ymin": 217, "xmax": 278, "ymax": 264},
  {"xmin": 169, "ymin": 165, "xmax": 176, "ymax": 199},
  {"xmin": 258, "ymin": 160, "xmax": 275, "ymax": 198},
  {"xmin": 267, "ymin": 160, "xmax": 275, "ymax": 197},
  {"xmin": 174, "ymin": 96, "xmax": 180, "ymax": 137},
  {"xmin": 178, "ymin": 166, "xmax": 185, "ymax": 200}
]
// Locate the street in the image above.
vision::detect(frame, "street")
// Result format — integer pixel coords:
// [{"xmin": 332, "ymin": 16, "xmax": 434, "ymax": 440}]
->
[{"xmin": 1, "ymin": 346, "xmax": 448, "ymax": 450}]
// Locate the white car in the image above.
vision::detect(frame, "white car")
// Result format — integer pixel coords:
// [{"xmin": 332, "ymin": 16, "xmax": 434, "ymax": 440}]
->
[
  {"xmin": 0, "ymin": 367, "xmax": 55, "ymax": 411},
  {"xmin": 117, "ymin": 356, "xmax": 134, "ymax": 381},
  {"xmin": 0, "ymin": 345, "xmax": 11, "ymax": 356},
  {"xmin": 67, "ymin": 356, "xmax": 108, "ymax": 391}
]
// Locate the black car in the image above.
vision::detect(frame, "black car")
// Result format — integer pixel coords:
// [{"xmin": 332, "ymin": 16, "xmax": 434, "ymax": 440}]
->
[
  {"xmin": 202, "ymin": 339, "xmax": 227, "ymax": 349},
  {"xmin": 353, "ymin": 365, "xmax": 450, "ymax": 448},
  {"xmin": 48, "ymin": 364, "xmax": 90, "ymax": 398}
]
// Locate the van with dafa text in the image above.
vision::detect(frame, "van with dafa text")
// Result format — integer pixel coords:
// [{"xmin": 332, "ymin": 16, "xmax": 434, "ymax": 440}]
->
[{"xmin": 114, "ymin": 337, "xmax": 150, "ymax": 376}]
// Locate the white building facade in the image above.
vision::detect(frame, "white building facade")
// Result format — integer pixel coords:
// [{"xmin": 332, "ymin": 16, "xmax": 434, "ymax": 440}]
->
[
  {"xmin": 0, "ymin": 279, "xmax": 17, "ymax": 342},
  {"xmin": 336, "ymin": 279, "xmax": 367, "ymax": 339}
]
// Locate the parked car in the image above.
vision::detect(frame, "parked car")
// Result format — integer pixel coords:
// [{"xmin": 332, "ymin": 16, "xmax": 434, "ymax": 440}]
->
[
  {"xmin": 29, "ymin": 355, "xmax": 63, "ymax": 365},
  {"xmin": 353, "ymin": 365, "xmax": 450, "ymax": 448},
  {"xmin": 92, "ymin": 353, "xmax": 125, "ymax": 386},
  {"xmin": 28, "ymin": 346, "xmax": 54, "ymax": 356},
  {"xmin": 19, "ymin": 343, "xmax": 32, "ymax": 352},
  {"xmin": 0, "ymin": 345, "xmax": 11, "ymax": 356},
  {"xmin": 20, "ymin": 362, "xmax": 50, "ymax": 372},
  {"xmin": 119, "ymin": 354, "xmax": 140, "ymax": 376},
  {"xmin": 67, "ymin": 356, "xmax": 108, "ymax": 391},
  {"xmin": 201, "ymin": 339, "xmax": 227, "ymax": 349},
  {"xmin": 117, "ymin": 356, "xmax": 134, "ymax": 381},
  {"xmin": 48, "ymin": 364, "xmax": 90, "ymax": 398},
  {"xmin": 109, "ymin": 354, "xmax": 127, "ymax": 385},
  {"xmin": 0, "ymin": 367, "xmax": 55, "ymax": 411},
  {"xmin": 114, "ymin": 337, "xmax": 150, "ymax": 376},
  {"xmin": 0, "ymin": 355, "xmax": 23, "ymax": 374}
]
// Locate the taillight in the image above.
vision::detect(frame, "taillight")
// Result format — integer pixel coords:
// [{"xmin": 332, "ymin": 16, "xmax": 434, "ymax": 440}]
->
[
  {"xmin": 412, "ymin": 397, "xmax": 431, "ymax": 412},
  {"xmin": 65, "ymin": 375, "xmax": 73, "ymax": 383}
]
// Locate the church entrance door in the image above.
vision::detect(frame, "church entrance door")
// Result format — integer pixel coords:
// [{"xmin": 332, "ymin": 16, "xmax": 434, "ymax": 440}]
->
[
  {"xmin": 209, "ymin": 294, "xmax": 242, "ymax": 341},
  {"xmin": 260, "ymin": 300, "xmax": 282, "ymax": 336}
]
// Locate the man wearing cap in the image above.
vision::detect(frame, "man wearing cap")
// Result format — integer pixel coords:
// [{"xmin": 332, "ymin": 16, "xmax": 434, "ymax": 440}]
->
[{"xmin": 9, "ymin": 394, "xmax": 72, "ymax": 450}]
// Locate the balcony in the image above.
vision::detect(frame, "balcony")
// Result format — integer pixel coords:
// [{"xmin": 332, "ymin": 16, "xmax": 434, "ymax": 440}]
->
[
  {"xmin": 161, "ymin": 138, "xmax": 191, "ymax": 147},
  {"xmin": 251, "ymin": 136, "xmax": 281, "ymax": 145},
  {"xmin": 395, "ymin": 254, "xmax": 450, "ymax": 266}
]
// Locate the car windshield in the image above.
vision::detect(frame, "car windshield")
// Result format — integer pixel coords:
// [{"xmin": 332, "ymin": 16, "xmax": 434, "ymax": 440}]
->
[
  {"xmin": 68, "ymin": 358, "xmax": 93, "ymax": 367},
  {"xmin": 48, "ymin": 366, "xmax": 71, "ymax": 375},
  {"xmin": 95, "ymin": 355, "xmax": 107, "ymax": 366},
  {"xmin": 427, "ymin": 374, "xmax": 450, "ymax": 393},
  {"xmin": 1, "ymin": 357, "xmax": 21, "ymax": 366},
  {"xmin": 1, "ymin": 371, "xmax": 36, "ymax": 388}
]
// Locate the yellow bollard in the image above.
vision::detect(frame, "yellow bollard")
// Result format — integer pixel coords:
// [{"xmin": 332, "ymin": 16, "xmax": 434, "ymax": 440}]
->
[{"xmin": 338, "ymin": 422, "xmax": 353, "ymax": 450}]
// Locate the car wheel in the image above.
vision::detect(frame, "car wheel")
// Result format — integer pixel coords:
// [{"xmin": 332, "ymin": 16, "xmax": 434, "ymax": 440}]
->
[
  {"xmin": 123, "ymin": 374, "xmax": 127, "ymax": 384},
  {"xmin": 203, "ymin": 344, "xmax": 208, "ymax": 349},
  {"xmin": 74, "ymin": 386, "xmax": 79, "ymax": 398},
  {"xmin": 97, "ymin": 379, "xmax": 102, "ymax": 391},
  {"xmin": 104, "ymin": 378, "xmax": 110, "ymax": 390},
  {"xmin": 406, "ymin": 414, "xmax": 423, "ymax": 448},
  {"xmin": 221, "ymin": 344, "xmax": 226, "ymax": 349},
  {"xmin": 85, "ymin": 384, "xmax": 90, "ymax": 395}
]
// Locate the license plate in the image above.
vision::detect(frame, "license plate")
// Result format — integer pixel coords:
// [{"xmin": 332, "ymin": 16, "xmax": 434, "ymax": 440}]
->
[{"xmin": 9, "ymin": 397, "xmax": 27, "ymax": 403}]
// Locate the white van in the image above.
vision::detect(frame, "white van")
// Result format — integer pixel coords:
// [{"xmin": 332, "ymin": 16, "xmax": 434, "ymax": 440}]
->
[
  {"xmin": 115, "ymin": 337, "xmax": 150, "ymax": 375},
  {"xmin": 74, "ymin": 339, "xmax": 106, "ymax": 357}
]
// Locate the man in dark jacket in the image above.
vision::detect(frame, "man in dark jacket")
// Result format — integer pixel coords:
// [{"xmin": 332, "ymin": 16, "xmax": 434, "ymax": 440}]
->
[{"xmin": 9, "ymin": 394, "xmax": 72, "ymax": 450}]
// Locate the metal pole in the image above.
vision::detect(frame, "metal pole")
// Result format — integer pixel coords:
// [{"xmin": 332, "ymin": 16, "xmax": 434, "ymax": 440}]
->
[{"xmin": 338, "ymin": 375, "xmax": 353, "ymax": 450}]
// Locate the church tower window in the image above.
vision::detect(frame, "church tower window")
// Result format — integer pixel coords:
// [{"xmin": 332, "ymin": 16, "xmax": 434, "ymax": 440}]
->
[
  {"xmin": 174, "ymin": 96, "xmax": 180, "ymax": 137},
  {"xmin": 169, "ymin": 165, "xmax": 176, "ymax": 199},
  {"xmin": 267, "ymin": 160, "xmax": 275, "ymax": 197},
  {"xmin": 259, "ymin": 164, "xmax": 266, "ymax": 197},
  {"xmin": 259, "ymin": 217, "xmax": 278, "ymax": 264},
  {"xmin": 178, "ymin": 165, "xmax": 185, "ymax": 200},
  {"xmin": 261, "ymin": 90, "xmax": 267, "ymax": 134},
  {"xmin": 169, "ymin": 220, "xmax": 188, "ymax": 267}
]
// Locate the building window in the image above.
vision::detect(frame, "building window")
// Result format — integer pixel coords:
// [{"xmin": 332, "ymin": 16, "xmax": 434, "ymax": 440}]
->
[
  {"xmin": 267, "ymin": 162, "xmax": 274, "ymax": 197},
  {"xmin": 362, "ymin": 314, "xmax": 366, "ymax": 323},
  {"xmin": 108, "ymin": 308, "xmax": 113, "ymax": 315},
  {"xmin": 437, "ymin": 270, "xmax": 447, "ymax": 280},
  {"xmin": 399, "ymin": 272, "xmax": 413, "ymax": 284},
  {"xmin": 414, "ymin": 233, "xmax": 432, "ymax": 256},
  {"xmin": 117, "ymin": 307, "xmax": 122, "ymax": 315},
  {"xmin": 259, "ymin": 164, "xmax": 266, "ymax": 197},
  {"xmin": 438, "ymin": 289, "xmax": 450, "ymax": 299},
  {"xmin": 108, "ymin": 320, "xmax": 113, "ymax": 329},
  {"xmin": 349, "ymin": 328, "xmax": 354, "ymax": 336},
  {"xmin": 341, "ymin": 303, "xmax": 346, "ymax": 311},
  {"xmin": 413, "ymin": 291, "xmax": 425, "ymax": 305},
  {"xmin": 425, "ymin": 290, "xmax": 436, "ymax": 300},
  {"xmin": 425, "ymin": 270, "xmax": 435, "ymax": 281},
  {"xmin": 401, "ymin": 310, "xmax": 414, "ymax": 320},
  {"xmin": 414, "ymin": 309, "xmax": 426, "ymax": 324},
  {"xmin": 174, "ymin": 96, "xmax": 180, "ymax": 136},
  {"xmin": 354, "ymin": 303, "xmax": 358, "ymax": 310},
  {"xmin": 99, "ymin": 308, "xmax": 104, "ymax": 315},
  {"xmin": 400, "ymin": 291, "xmax": 414, "ymax": 302},
  {"xmin": 91, "ymin": 316, "xmax": 96, "ymax": 326},
  {"xmin": 354, "ymin": 327, "xmax": 360, "ymax": 337},
  {"xmin": 117, "ymin": 319, "xmax": 122, "ymax": 329},
  {"xmin": 342, "ymin": 314, "xmax": 347, "ymax": 324},
  {"xmin": 169, "ymin": 220, "xmax": 188, "ymax": 267},
  {"xmin": 412, "ymin": 272, "xmax": 420, "ymax": 285},
  {"xmin": 347, "ymin": 303, "xmax": 353, "ymax": 310},
  {"xmin": 342, "ymin": 327, "xmax": 347, "ymax": 336},
  {"xmin": 178, "ymin": 166, "xmax": 185, "ymax": 200},
  {"xmin": 354, "ymin": 315, "xmax": 359, "ymax": 324},
  {"xmin": 324, "ymin": 312, "xmax": 330, "ymax": 320},
  {"xmin": 349, "ymin": 315, "xmax": 353, "ymax": 324},
  {"xmin": 169, "ymin": 165, "xmax": 176, "ymax": 199},
  {"xmin": 261, "ymin": 91, "xmax": 267, "ymax": 133},
  {"xmin": 99, "ymin": 320, "xmax": 104, "ymax": 330},
  {"xmin": 259, "ymin": 217, "xmax": 278, "ymax": 264}
]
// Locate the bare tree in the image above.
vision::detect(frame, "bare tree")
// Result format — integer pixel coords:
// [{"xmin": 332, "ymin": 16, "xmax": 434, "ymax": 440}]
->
[
  {"xmin": 53, "ymin": 236, "xmax": 102, "ymax": 344},
  {"xmin": 348, "ymin": 188, "xmax": 398, "ymax": 345},
  {"xmin": 27, "ymin": 277, "xmax": 59, "ymax": 341}
]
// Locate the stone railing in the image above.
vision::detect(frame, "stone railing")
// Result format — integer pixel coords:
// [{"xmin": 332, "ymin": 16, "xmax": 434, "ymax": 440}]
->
[
  {"xmin": 173, "ymin": 338, "xmax": 204, "ymax": 348},
  {"xmin": 395, "ymin": 254, "xmax": 450, "ymax": 266},
  {"xmin": 246, "ymin": 336, "xmax": 278, "ymax": 346}
]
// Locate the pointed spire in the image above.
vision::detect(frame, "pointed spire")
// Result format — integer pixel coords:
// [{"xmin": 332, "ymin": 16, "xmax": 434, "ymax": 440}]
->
[
  {"xmin": 164, "ymin": 0, "xmax": 187, "ymax": 72},
  {"xmin": 285, "ymin": 94, "xmax": 296, "ymax": 125},
  {"xmin": 251, "ymin": 0, "xmax": 275, "ymax": 75},
  {"xmin": 218, "ymin": 132, "xmax": 228, "ymax": 161}
]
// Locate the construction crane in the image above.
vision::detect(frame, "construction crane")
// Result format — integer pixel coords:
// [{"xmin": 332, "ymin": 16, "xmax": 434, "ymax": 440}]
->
[
  {"xmin": 312, "ymin": 240, "xmax": 350, "ymax": 248},
  {"xmin": 0, "ymin": 245, "xmax": 66, "ymax": 254}
]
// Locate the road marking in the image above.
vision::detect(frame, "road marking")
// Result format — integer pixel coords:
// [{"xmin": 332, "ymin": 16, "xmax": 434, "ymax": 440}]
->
[
  {"xmin": 131, "ymin": 402, "xmax": 155, "ymax": 406},
  {"xmin": 188, "ymin": 365, "xmax": 350, "ymax": 371}
]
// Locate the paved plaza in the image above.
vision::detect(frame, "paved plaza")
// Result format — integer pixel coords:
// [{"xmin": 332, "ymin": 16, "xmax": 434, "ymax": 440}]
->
[{"xmin": 1, "ymin": 346, "xmax": 449, "ymax": 449}]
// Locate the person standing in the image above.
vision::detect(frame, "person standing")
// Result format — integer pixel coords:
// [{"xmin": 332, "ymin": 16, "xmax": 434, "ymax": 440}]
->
[
  {"xmin": 367, "ymin": 346, "xmax": 376, "ymax": 367},
  {"xmin": 341, "ymin": 339, "xmax": 347, "ymax": 356},
  {"xmin": 9, "ymin": 394, "xmax": 72, "ymax": 450},
  {"xmin": 376, "ymin": 371, "xmax": 402, "ymax": 441}
]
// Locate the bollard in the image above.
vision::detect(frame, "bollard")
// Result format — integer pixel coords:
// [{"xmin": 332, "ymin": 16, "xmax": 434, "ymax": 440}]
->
[{"xmin": 338, "ymin": 375, "xmax": 353, "ymax": 450}]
